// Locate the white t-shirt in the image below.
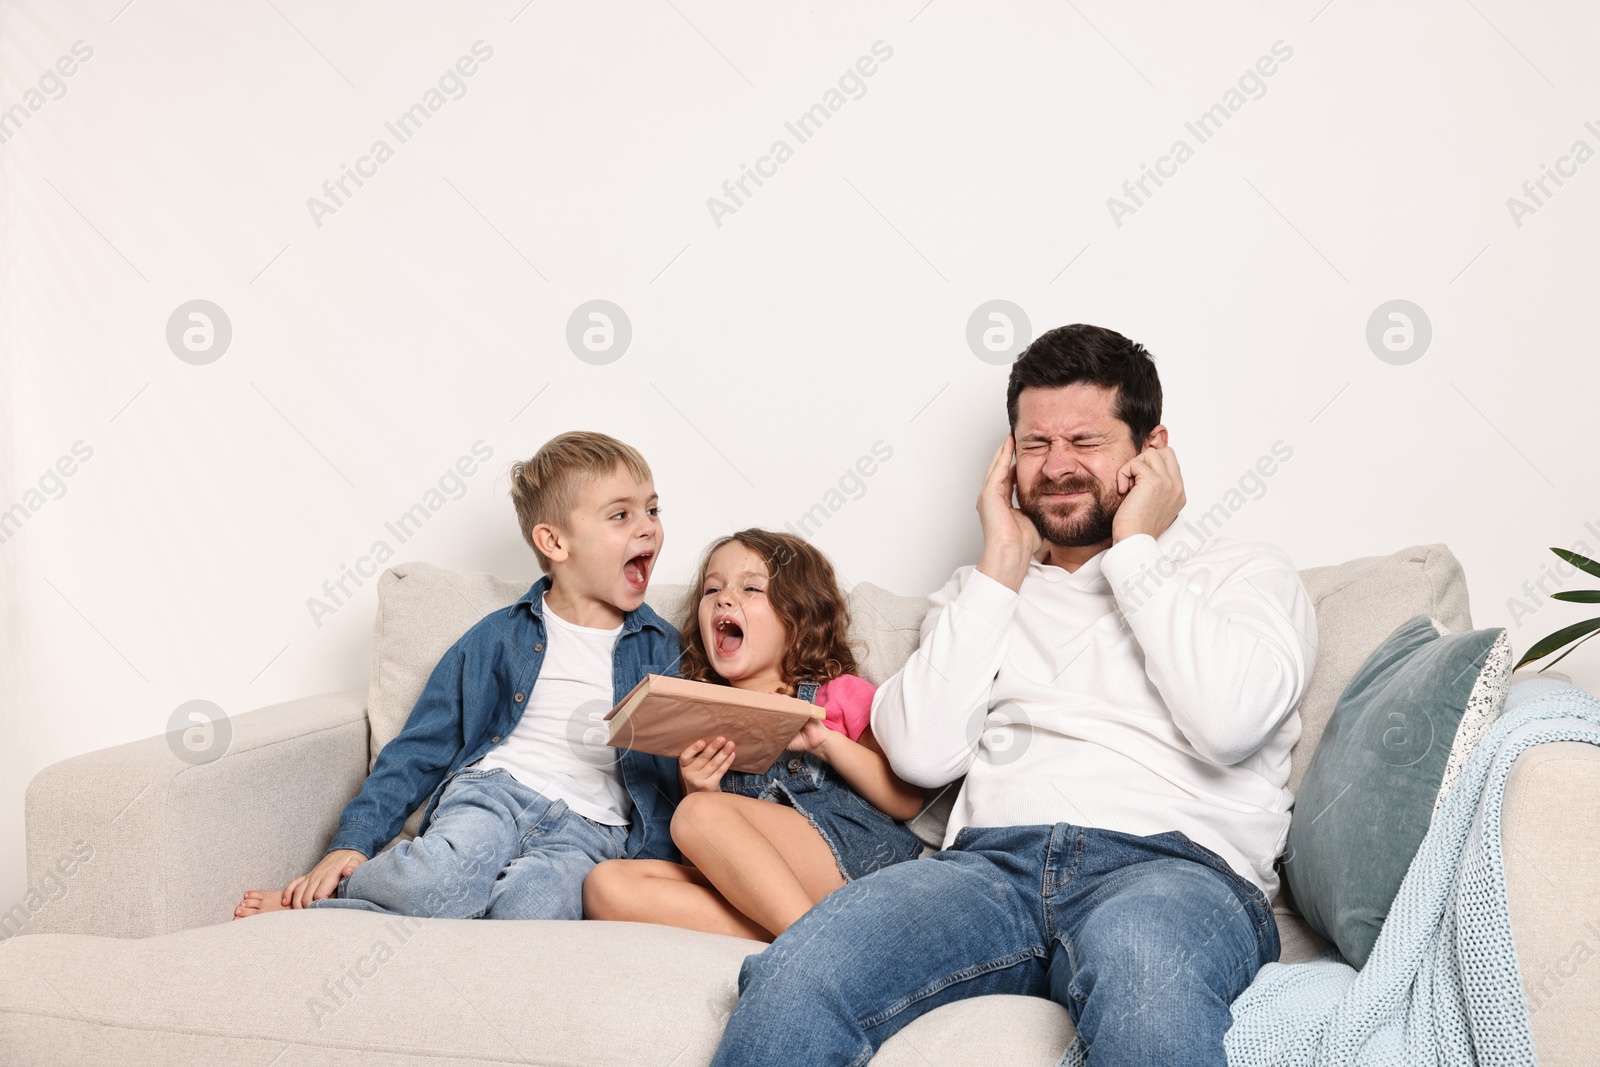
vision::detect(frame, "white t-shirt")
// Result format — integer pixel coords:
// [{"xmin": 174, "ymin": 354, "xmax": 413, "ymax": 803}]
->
[
  {"xmin": 473, "ymin": 595, "xmax": 632, "ymax": 825},
  {"xmin": 871, "ymin": 511, "xmax": 1317, "ymax": 902}
]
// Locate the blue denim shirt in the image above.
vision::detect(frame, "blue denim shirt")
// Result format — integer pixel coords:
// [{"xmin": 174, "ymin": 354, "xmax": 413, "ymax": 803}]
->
[{"xmin": 329, "ymin": 574, "xmax": 684, "ymax": 863}]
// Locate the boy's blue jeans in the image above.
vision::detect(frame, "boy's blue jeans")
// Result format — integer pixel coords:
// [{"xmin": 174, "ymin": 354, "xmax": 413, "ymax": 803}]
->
[
  {"xmin": 711, "ymin": 822, "xmax": 1279, "ymax": 1067},
  {"xmin": 313, "ymin": 766, "xmax": 627, "ymax": 920}
]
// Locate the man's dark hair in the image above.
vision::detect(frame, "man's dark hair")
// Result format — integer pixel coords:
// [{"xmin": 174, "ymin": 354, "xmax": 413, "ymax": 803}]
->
[{"xmin": 1005, "ymin": 324, "xmax": 1163, "ymax": 448}]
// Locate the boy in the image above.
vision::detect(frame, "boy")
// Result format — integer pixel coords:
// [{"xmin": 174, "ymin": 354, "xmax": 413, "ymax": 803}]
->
[{"xmin": 236, "ymin": 431, "xmax": 683, "ymax": 921}]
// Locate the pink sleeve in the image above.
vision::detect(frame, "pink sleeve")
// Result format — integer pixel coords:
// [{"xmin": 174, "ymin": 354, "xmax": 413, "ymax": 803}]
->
[{"xmin": 816, "ymin": 674, "xmax": 877, "ymax": 742}]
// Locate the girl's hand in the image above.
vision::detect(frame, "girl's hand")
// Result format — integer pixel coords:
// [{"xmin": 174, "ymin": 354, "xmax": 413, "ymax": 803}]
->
[
  {"xmin": 679, "ymin": 736, "xmax": 734, "ymax": 793},
  {"xmin": 785, "ymin": 718, "xmax": 836, "ymax": 756}
]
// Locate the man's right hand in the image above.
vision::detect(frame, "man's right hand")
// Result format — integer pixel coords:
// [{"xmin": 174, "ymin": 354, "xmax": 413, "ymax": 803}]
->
[
  {"xmin": 976, "ymin": 434, "xmax": 1043, "ymax": 592},
  {"xmin": 284, "ymin": 848, "xmax": 367, "ymax": 909}
]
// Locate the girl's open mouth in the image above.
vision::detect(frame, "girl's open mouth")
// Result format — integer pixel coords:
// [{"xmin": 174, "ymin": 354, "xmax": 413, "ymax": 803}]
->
[
  {"xmin": 713, "ymin": 616, "xmax": 744, "ymax": 658},
  {"xmin": 624, "ymin": 551, "xmax": 653, "ymax": 592}
]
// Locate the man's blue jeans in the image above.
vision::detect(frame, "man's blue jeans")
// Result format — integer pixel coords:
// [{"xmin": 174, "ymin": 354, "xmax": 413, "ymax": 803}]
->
[
  {"xmin": 313, "ymin": 766, "xmax": 627, "ymax": 920},
  {"xmin": 711, "ymin": 822, "xmax": 1279, "ymax": 1067}
]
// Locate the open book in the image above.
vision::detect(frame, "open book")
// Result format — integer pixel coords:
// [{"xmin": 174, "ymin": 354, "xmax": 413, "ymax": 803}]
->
[{"xmin": 604, "ymin": 675, "xmax": 825, "ymax": 773}]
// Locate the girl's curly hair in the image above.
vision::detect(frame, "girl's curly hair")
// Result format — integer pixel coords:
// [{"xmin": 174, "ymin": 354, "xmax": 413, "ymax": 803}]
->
[{"xmin": 677, "ymin": 529, "xmax": 860, "ymax": 696}]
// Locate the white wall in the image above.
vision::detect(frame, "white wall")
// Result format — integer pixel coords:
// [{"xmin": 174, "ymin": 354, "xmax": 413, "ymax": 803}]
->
[{"xmin": 3, "ymin": 0, "xmax": 1597, "ymax": 913}]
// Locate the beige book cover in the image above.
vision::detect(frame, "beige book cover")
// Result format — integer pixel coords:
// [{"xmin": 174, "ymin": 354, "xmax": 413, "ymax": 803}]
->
[{"xmin": 604, "ymin": 674, "xmax": 825, "ymax": 773}]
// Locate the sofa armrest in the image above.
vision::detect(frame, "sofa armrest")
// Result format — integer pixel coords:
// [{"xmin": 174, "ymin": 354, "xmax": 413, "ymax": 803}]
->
[
  {"xmin": 23, "ymin": 690, "xmax": 369, "ymax": 939},
  {"xmin": 1504, "ymin": 739, "xmax": 1600, "ymax": 1065}
]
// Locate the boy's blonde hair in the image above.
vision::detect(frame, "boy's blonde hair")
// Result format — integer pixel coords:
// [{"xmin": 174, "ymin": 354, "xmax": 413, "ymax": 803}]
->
[{"xmin": 510, "ymin": 431, "xmax": 653, "ymax": 573}]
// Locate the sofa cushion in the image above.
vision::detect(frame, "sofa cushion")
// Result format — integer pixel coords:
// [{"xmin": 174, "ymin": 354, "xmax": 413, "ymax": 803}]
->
[
  {"xmin": 1288, "ymin": 544, "xmax": 1472, "ymax": 795},
  {"xmin": 1284, "ymin": 614, "xmax": 1511, "ymax": 967},
  {"xmin": 367, "ymin": 562, "xmax": 534, "ymax": 771},
  {"xmin": 365, "ymin": 563, "xmax": 535, "ymax": 841},
  {"xmin": 0, "ymin": 912, "xmax": 1082, "ymax": 1066},
  {"xmin": 838, "ymin": 580, "xmax": 929, "ymax": 685},
  {"xmin": 0, "ymin": 898, "xmax": 1342, "ymax": 1066}
]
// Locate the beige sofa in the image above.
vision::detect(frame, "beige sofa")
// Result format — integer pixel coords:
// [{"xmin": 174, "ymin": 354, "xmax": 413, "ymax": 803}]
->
[{"xmin": 6, "ymin": 544, "xmax": 1597, "ymax": 1065}]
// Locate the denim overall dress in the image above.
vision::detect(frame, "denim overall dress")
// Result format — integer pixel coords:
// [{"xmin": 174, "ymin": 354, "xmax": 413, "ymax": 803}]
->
[{"xmin": 717, "ymin": 679, "xmax": 925, "ymax": 881}]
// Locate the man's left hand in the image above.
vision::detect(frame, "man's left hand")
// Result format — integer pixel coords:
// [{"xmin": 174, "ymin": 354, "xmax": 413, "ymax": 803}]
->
[{"xmin": 1112, "ymin": 445, "xmax": 1186, "ymax": 544}]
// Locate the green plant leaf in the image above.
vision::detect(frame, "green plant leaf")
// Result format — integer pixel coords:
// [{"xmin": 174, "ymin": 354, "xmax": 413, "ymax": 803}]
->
[
  {"xmin": 1552, "ymin": 590, "xmax": 1600, "ymax": 603},
  {"xmin": 1552, "ymin": 547, "xmax": 1600, "ymax": 581},
  {"xmin": 1539, "ymin": 628, "xmax": 1600, "ymax": 671},
  {"xmin": 1516, "ymin": 616, "xmax": 1600, "ymax": 670}
]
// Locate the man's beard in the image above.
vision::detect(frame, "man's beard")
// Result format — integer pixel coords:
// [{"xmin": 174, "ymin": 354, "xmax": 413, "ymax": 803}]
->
[{"xmin": 1020, "ymin": 475, "xmax": 1121, "ymax": 547}]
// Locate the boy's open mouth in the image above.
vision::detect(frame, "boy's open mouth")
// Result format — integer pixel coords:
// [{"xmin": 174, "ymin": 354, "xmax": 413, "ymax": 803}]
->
[
  {"xmin": 713, "ymin": 616, "xmax": 744, "ymax": 657},
  {"xmin": 623, "ymin": 551, "xmax": 653, "ymax": 592}
]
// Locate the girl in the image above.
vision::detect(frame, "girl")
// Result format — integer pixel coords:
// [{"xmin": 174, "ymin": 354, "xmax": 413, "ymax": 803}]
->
[{"xmin": 583, "ymin": 529, "xmax": 925, "ymax": 941}]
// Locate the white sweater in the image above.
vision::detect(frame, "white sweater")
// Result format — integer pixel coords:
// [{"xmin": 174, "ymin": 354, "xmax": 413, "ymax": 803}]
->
[{"xmin": 871, "ymin": 512, "xmax": 1317, "ymax": 901}]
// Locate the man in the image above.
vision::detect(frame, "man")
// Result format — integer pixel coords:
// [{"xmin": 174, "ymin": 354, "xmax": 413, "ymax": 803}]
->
[{"xmin": 710, "ymin": 324, "xmax": 1317, "ymax": 1066}]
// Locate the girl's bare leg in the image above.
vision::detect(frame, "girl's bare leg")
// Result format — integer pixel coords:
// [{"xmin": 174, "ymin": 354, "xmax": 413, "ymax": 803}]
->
[
  {"xmin": 669, "ymin": 791, "xmax": 846, "ymax": 937},
  {"xmin": 583, "ymin": 858, "xmax": 771, "ymax": 941}
]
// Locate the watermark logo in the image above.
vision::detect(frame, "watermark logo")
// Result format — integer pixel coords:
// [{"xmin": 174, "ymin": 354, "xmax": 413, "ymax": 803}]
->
[
  {"xmin": 781, "ymin": 440, "xmax": 894, "ymax": 541},
  {"xmin": 705, "ymin": 41, "xmax": 894, "ymax": 229},
  {"xmin": 966, "ymin": 300, "xmax": 1032, "ymax": 364},
  {"xmin": 0, "ymin": 440, "xmax": 93, "ymax": 547},
  {"xmin": 566, "ymin": 300, "xmax": 632, "ymax": 365},
  {"xmin": 167, "ymin": 300, "xmax": 232, "ymax": 365},
  {"xmin": 1114, "ymin": 440, "xmax": 1295, "ymax": 616},
  {"xmin": 307, "ymin": 916, "xmax": 424, "ymax": 1026},
  {"xmin": 0, "ymin": 40, "xmax": 93, "ymax": 147},
  {"xmin": 1529, "ymin": 919, "xmax": 1600, "ymax": 1014},
  {"xmin": 307, "ymin": 440, "xmax": 494, "ymax": 629},
  {"xmin": 0, "ymin": 839, "xmax": 95, "ymax": 940},
  {"xmin": 1366, "ymin": 300, "xmax": 1431, "ymax": 365},
  {"xmin": 305, "ymin": 42, "xmax": 494, "ymax": 229},
  {"xmin": 1376, "ymin": 705, "xmax": 1433, "ymax": 767},
  {"xmin": 565, "ymin": 697, "xmax": 628, "ymax": 770},
  {"xmin": 1505, "ymin": 121, "xmax": 1600, "ymax": 230},
  {"xmin": 1506, "ymin": 520, "xmax": 1600, "ymax": 626},
  {"xmin": 742, "ymin": 862, "xmax": 880, "ymax": 978},
  {"xmin": 1107, "ymin": 40, "xmax": 1293, "ymax": 228},
  {"xmin": 967, "ymin": 704, "xmax": 1033, "ymax": 766},
  {"xmin": 167, "ymin": 699, "xmax": 231, "ymax": 765}
]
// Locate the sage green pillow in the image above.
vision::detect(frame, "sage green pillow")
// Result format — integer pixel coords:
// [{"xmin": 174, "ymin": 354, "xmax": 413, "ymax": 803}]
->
[{"xmin": 1284, "ymin": 613, "xmax": 1511, "ymax": 968}]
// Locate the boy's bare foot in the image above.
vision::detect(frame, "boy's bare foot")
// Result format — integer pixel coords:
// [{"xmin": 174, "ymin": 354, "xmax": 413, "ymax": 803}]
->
[{"xmin": 233, "ymin": 889, "xmax": 290, "ymax": 920}]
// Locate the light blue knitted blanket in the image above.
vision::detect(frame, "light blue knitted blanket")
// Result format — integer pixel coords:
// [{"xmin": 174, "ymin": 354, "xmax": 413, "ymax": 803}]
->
[{"xmin": 1220, "ymin": 677, "xmax": 1600, "ymax": 1066}]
